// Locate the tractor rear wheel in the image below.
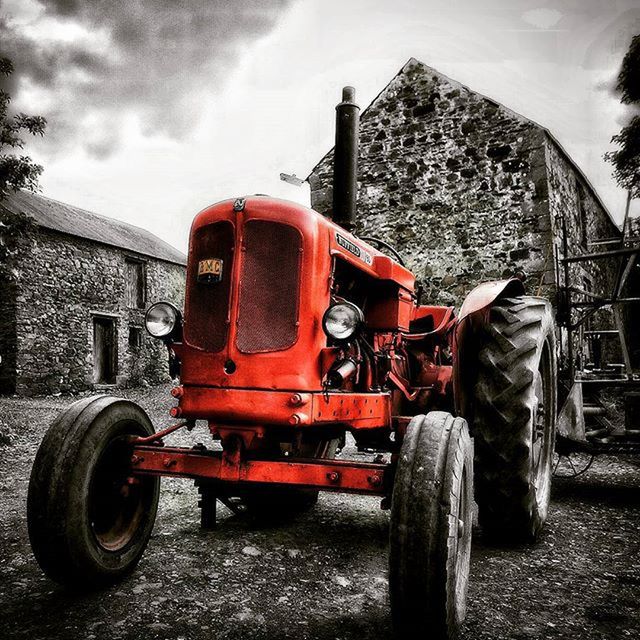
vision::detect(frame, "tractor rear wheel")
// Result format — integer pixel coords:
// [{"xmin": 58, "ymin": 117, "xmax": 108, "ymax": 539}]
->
[
  {"xmin": 472, "ymin": 296, "xmax": 556, "ymax": 543},
  {"xmin": 27, "ymin": 396, "xmax": 160, "ymax": 587},
  {"xmin": 389, "ymin": 412, "xmax": 473, "ymax": 640}
]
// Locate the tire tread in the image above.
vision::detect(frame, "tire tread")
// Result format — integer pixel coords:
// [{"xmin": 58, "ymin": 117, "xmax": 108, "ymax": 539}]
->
[{"xmin": 472, "ymin": 296, "xmax": 556, "ymax": 542}]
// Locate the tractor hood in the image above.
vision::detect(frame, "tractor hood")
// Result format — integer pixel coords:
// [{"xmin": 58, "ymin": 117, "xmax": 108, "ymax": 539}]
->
[{"xmin": 175, "ymin": 195, "xmax": 414, "ymax": 392}]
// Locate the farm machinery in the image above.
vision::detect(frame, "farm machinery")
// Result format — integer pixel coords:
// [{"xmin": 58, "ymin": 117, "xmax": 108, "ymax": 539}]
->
[
  {"xmin": 552, "ymin": 197, "xmax": 640, "ymax": 477},
  {"xmin": 27, "ymin": 87, "xmax": 557, "ymax": 639}
]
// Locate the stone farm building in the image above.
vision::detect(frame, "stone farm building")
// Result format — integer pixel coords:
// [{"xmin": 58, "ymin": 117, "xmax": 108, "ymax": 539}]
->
[
  {"xmin": 0, "ymin": 191, "xmax": 186, "ymax": 396},
  {"xmin": 310, "ymin": 58, "xmax": 639, "ymax": 372}
]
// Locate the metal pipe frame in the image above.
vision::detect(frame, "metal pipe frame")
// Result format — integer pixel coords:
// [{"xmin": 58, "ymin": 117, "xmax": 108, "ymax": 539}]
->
[
  {"xmin": 131, "ymin": 444, "xmax": 390, "ymax": 495},
  {"xmin": 569, "ymin": 297, "xmax": 640, "ymax": 308},
  {"xmin": 561, "ymin": 246, "xmax": 640, "ymax": 263},
  {"xmin": 584, "ymin": 330, "xmax": 620, "ymax": 336}
]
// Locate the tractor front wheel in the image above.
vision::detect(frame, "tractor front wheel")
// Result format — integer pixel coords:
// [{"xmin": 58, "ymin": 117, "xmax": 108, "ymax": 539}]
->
[
  {"xmin": 389, "ymin": 411, "xmax": 474, "ymax": 640},
  {"xmin": 27, "ymin": 396, "xmax": 160, "ymax": 587}
]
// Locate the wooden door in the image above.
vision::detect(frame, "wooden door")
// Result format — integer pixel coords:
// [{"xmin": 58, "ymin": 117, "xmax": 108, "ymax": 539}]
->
[{"xmin": 93, "ymin": 317, "xmax": 117, "ymax": 384}]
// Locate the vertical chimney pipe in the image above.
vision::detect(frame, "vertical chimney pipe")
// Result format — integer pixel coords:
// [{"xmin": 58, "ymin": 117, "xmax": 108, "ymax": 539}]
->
[{"xmin": 332, "ymin": 86, "xmax": 360, "ymax": 231}]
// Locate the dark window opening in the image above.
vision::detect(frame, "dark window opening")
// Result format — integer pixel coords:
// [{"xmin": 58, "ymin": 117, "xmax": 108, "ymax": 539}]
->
[
  {"xmin": 125, "ymin": 259, "xmax": 146, "ymax": 309},
  {"xmin": 93, "ymin": 316, "xmax": 117, "ymax": 384},
  {"xmin": 128, "ymin": 326, "xmax": 143, "ymax": 349}
]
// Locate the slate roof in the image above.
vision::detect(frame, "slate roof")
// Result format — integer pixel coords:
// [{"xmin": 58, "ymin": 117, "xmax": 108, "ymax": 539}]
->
[{"xmin": 2, "ymin": 190, "xmax": 186, "ymax": 266}]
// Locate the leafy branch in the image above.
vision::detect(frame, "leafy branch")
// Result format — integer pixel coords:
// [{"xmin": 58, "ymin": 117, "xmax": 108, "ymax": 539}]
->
[
  {"xmin": 604, "ymin": 35, "xmax": 640, "ymax": 199},
  {"xmin": 0, "ymin": 57, "xmax": 47, "ymax": 199}
]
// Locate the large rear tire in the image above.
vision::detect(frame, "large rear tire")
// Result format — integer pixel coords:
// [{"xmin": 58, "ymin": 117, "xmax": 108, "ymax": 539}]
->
[
  {"xmin": 472, "ymin": 296, "xmax": 556, "ymax": 543},
  {"xmin": 27, "ymin": 396, "xmax": 160, "ymax": 587},
  {"xmin": 389, "ymin": 412, "xmax": 474, "ymax": 640}
]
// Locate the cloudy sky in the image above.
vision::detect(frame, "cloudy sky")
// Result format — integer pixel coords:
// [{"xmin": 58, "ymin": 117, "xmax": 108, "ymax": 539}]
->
[{"xmin": 1, "ymin": 0, "xmax": 639, "ymax": 253}]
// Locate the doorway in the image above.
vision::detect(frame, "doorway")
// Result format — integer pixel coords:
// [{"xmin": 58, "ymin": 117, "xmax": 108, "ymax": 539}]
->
[{"xmin": 93, "ymin": 317, "xmax": 117, "ymax": 384}]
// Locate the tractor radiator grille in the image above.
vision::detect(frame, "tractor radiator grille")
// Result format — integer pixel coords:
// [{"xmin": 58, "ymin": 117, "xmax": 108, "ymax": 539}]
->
[
  {"xmin": 236, "ymin": 220, "xmax": 302, "ymax": 353},
  {"xmin": 184, "ymin": 221, "xmax": 234, "ymax": 352}
]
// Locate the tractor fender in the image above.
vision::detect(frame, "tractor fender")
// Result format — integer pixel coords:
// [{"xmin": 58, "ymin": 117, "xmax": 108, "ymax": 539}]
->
[
  {"xmin": 457, "ymin": 277, "xmax": 525, "ymax": 323},
  {"xmin": 453, "ymin": 277, "xmax": 525, "ymax": 418}
]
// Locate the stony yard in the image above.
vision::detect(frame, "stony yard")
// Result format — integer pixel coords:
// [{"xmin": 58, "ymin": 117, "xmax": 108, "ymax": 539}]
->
[{"xmin": 0, "ymin": 385, "xmax": 638, "ymax": 640}]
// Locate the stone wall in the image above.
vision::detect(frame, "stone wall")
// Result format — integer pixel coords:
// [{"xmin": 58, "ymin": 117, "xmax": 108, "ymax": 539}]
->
[
  {"xmin": 546, "ymin": 137, "xmax": 620, "ymax": 295},
  {"xmin": 0, "ymin": 208, "xmax": 34, "ymax": 394},
  {"xmin": 0, "ymin": 278, "xmax": 18, "ymax": 394},
  {"xmin": 310, "ymin": 59, "xmax": 553, "ymax": 307},
  {"xmin": 7, "ymin": 225, "xmax": 185, "ymax": 396}
]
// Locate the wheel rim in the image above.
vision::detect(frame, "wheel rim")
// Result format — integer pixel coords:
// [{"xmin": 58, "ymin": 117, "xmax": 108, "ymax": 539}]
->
[
  {"xmin": 532, "ymin": 340, "xmax": 554, "ymax": 499},
  {"xmin": 88, "ymin": 426, "xmax": 152, "ymax": 552},
  {"xmin": 553, "ymin": 451, "xmax": 595, "ymax": 478},
  {"xmin": 453, "ymin": 466, "xmax": 472, "ymax": 616}
]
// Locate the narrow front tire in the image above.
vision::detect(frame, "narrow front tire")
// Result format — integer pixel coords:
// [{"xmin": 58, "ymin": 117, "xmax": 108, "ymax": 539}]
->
[
  {"xmin": 389, "ymin": 411, "xmax": 474, "ymax": 640},
  {"xmin": 27, "ymin": 396, "xmax": 160, "ymax": 587}
]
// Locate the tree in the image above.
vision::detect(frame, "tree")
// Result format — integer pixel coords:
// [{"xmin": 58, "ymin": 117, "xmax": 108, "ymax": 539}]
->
[
  {"xmin": 605, "ymin": 35, "xmax": 640, "ymax": 199},
  {"xmin": 0, "ymin": 57, "xmax": 47, "ymax": 199}
]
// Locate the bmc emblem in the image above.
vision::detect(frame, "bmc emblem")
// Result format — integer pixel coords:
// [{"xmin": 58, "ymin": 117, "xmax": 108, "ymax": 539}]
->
[
  {"xmin": 197, "ymin": 258, "xmax": 224, "ymax": 283},
  {"xmin": 335, "ymin": 233, "xmax": 373, "ymax": 265}
]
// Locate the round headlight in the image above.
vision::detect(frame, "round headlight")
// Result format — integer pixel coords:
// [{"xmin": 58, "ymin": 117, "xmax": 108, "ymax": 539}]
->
[
  {"xmin": 322, "ymin": 302, "xmax": 364, "ymax": 341},
  {"xmin": 145, "ymin": 302, "xmax": 180, "ymax": 338}
]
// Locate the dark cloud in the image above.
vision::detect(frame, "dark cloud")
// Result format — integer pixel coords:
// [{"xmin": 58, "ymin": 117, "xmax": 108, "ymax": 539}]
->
[
  {"xmin": 0, "ymin": 0, "xmax": 292, "ymax": 158},
  {"xmin": 47, "ymin": 0, "xmax": 81, "ymax": 16}
]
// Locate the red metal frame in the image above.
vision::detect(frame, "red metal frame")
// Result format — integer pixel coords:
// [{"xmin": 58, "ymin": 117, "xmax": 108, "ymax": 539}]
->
[
  {"xmin": 170, "ymin": 386, "xmax": 391, "ymax": 429},
  {"xmin": 131, "ymin": 444, "xmax": 389, "ymax": 495}
]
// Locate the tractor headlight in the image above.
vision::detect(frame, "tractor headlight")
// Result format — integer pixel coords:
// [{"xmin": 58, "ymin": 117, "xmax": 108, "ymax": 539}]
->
[
  {"xmin": 322, "ymin": 302, "xmax": 364, "ymax": 341},
  {"xmin": 145, "ymin": 302, "xmax": 182, "ymax": 340}
]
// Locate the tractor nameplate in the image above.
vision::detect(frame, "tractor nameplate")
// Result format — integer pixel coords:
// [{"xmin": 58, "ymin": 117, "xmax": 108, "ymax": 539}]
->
[
  {"xmin": 197, "ymin": 258, "xmax": 224, "ymax": 283},
  {"xmin": 335, "ymin": 232, "xmax": 373, "ymax": 265}
]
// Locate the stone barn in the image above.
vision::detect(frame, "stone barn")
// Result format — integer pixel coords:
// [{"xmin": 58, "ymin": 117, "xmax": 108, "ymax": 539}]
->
[
  {"xmin": 0, "ymin": 191, "xmax": 186, "ymax": 396},
  {"xmin": 309, "ymin": 58, "xmax": 638, "ymax": 373}
]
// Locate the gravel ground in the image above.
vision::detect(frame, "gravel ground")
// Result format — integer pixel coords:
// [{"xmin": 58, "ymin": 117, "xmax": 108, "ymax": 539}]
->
[{"xmin": 1, "ymin": 384, "xmax": 638, "ymax": 640}]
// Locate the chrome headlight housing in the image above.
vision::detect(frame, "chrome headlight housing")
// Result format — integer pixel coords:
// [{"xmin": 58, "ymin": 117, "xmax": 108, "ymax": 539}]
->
[
  {"xmin": 322, "ymin": 301, "xmax": 364, "ymax": 341},
  {"xmin": 145, "ymin": 302, "xmax": 182, "ymax": 340}
]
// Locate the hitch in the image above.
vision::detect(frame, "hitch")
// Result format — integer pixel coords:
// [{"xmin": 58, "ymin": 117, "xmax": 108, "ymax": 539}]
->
[{"xmin": 132, "ymin": 420, "xmax": 194, "ymax": 446}]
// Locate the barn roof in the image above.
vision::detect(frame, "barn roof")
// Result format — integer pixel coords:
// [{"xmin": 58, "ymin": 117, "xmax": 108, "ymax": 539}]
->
[{"xmin": 2, "ymin": 190, "xmax": 186, "ymax": 266}]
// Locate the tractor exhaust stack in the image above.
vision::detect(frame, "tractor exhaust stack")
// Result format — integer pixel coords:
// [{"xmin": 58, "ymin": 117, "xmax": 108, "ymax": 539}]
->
[{"xmin": 332, "ymin": 86, "xmax": 360, "ymax": 231}]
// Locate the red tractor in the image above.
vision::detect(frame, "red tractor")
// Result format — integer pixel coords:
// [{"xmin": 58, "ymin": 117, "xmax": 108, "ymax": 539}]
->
[{"xmin": 28, "ymin": 88, "xmax": 557, "ymax": 639}]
